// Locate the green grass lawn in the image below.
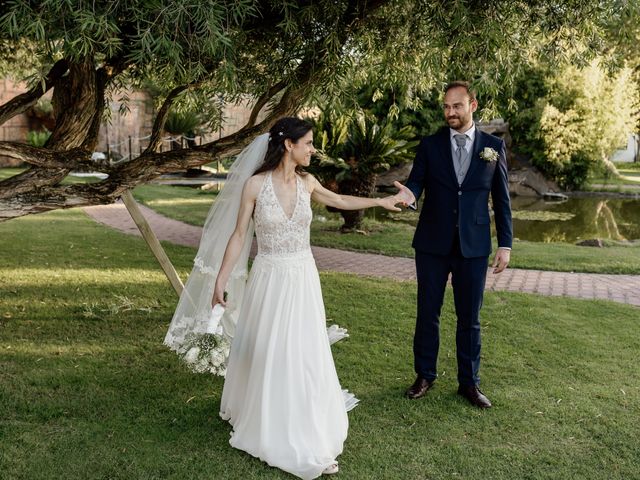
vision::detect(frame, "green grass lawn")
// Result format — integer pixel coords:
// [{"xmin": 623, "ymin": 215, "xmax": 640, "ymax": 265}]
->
[
  {"xmin": 585, "ymin": 162, "xmax": 640, "ymax": 192},
  {"xmin": 589, "ymin": 170, "xmax": 640, "ymax": 186},
  {"xmin": 615, "ymin": 161, "xmax": 640, "ymax": 176},
  {"xmin": 0, "ymin": 167, "xmax": 25, "ymax": 180},
  {"xmin": 133, "ymin": 183, "xmax": 219, "ymax": 226},
  {"xmin": 1, "ymin": 210, "xmax": 639, "ymax": 479}
]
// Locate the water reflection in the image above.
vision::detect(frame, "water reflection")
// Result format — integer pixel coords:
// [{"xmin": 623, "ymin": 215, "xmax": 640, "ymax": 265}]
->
[
  {"xmin": 508, "ymin": 196, "xmax": 640, "ymax": 243},
  {"xmin": 366, "ymin": 195, "xmax": 640, "ymax": 243}
]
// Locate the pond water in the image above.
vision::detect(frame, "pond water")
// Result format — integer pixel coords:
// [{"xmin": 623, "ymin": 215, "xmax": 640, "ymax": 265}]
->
[
  {"xmin": 370, "ymin": 195, "xmax": 640, "ymax": 243},
  {"xmin": 508, "ymin": 195, "xmax": 640, "ymax": 243}
]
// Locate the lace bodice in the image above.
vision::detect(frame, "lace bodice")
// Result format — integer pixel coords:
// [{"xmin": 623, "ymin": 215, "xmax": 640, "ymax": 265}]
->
[{"xmin": 254, "ymin": 171, "xmax": 312, "ymax": 257}]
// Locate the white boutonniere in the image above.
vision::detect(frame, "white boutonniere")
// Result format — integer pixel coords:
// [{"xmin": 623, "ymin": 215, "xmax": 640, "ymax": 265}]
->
[{"xmin": 480, "ymin": 147, "xmax": 499, "ymax": 162}]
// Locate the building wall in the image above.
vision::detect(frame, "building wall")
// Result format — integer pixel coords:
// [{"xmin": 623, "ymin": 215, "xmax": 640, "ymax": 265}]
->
[
  {"xmin": 0, "ymin": 78, "xmax": 32, "ymax": 166},
  {"xmin": 0, "ymin": 79, "xmax": 264, "ymax": 167},
  {"xmin": 611, "ymin": 134, "xmax": 639, "ymax": 163},
  {"xmin": 97, "ymin": 91, "xmax": 156, "ymax": 160}
]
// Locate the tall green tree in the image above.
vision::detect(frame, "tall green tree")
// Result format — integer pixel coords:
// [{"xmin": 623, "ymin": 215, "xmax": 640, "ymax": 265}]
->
[
  {"xmin": 507, "ymin": 59, "xmax": 639, "ymax": 189},
  {"xmin": 0, "ymin": 0, "xmax": 623, "ymax": 220}
]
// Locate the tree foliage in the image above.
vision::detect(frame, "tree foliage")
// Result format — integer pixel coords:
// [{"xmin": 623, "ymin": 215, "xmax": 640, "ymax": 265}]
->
[
  {"xmin": 0, "ymin": 0, "xmax": 627, "ymax": 220},
  {"xmin": 507, "ymin": 59, "xmax": 639, "ymax": 189},
  {"xmin": 313, "ymin": 112, "xmax": 417, "ymax": 182}
]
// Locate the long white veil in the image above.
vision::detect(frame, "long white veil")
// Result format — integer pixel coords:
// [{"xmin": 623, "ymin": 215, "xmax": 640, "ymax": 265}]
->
[{"xmin": 164, "ymin": 133, "xmax": 269, "ymax": 375}]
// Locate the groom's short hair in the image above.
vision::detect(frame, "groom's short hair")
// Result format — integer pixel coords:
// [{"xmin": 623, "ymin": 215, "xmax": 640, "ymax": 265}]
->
[{"xmin": 445, "ymin": 81, "xmax": 476, "ymax": 102}]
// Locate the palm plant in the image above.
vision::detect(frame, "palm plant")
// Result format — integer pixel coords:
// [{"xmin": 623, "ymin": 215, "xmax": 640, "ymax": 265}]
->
[
  {"xmin": 26, "ymin": 129, "xmax": 52, "ymax": 148},
  {"xmin": 164, "ymin": 110, "xmax": 204, "ymax": 150},
  {"xmin": 310, "ymin": 111, "xmax": 417, "ymax": 232}
]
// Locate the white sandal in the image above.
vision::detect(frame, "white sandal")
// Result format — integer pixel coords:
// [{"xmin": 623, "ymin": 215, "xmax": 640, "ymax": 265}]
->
[{"xmin": 322, "ymin": 463, "xmax": 339, "ymax": 475}]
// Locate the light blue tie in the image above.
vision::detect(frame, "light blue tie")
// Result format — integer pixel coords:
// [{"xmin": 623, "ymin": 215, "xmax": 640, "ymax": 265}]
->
[
  {"xmin": 453, "ymin": 134, "xmax": 468, "ymax": 169},
  {"xmin": 453, "ymin": 134, "xmax": 469, "ymax": 185}
]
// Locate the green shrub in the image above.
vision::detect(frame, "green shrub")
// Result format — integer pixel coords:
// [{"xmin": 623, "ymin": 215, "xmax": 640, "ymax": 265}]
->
[{"xmin": 26, "ymin": 129, "xmax": 51, "ymax": 147}]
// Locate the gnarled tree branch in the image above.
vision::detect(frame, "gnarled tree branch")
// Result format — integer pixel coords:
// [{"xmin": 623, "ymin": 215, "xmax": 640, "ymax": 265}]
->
[
  {"xmin": 241, "ymin": 80, "xmax": 288, "ymax": 131},
  {"xmin": 143, "ymin": 84, "xmax": 190, "ymax": 155},
  {"xmin": 0, "ymin": 142, "xmax": 105, "ymax": 172},
  {"xmin": 82, "ymin": 52, "xmax": 137, "ymax": 151},
  {"xmin": 47, "ymin": 59, "xmax": 101, "ymax": 151},
  {"xmin": 117, "ymin": 54, "xmax": 323, "ymax": 181},
  {"xmin": 0, "ymin": 59, "xmax": 68, "ymax": 126},
  {"xmin": 0, "ymin": 0, "xmax": 393, "ymax": 222}
]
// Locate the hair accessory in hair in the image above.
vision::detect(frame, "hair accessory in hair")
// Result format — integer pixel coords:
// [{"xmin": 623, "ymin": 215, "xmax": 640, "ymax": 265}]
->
[{"xmin": 278, "ymin": 131, "xmax": 284, "ymax": 136}]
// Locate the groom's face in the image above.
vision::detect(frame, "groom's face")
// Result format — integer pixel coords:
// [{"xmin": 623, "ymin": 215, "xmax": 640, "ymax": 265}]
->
[{"xmin": 443, "ymin": 87, "xmax": 477, "ymax": 131}]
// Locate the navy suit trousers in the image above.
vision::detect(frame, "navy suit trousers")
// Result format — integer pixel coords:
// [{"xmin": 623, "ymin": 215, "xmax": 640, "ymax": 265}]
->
[{"xmin": 414, "ymin": 234, "xmax": 488, "ymax": 386}]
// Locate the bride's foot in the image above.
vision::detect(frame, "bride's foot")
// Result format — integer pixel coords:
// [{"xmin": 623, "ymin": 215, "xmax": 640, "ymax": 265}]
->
[{"xmin": 322, "ymin": 463, "xmax": 339, "ymax": 475}]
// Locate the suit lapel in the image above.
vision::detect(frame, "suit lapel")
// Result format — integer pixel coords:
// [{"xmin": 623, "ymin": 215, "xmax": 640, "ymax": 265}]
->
[
  {"xmin": 437, "ymin": 128, "xmax": 459, "ymax": 187},
  {"xmin": 462, "ymin": 128, "xmax": 484, "ymax": 187}
]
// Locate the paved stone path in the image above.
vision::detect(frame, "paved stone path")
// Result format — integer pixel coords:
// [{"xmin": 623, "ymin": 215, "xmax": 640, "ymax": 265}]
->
[{"xmin": 83, "ymin": 202, "xmax": 640, "ymax": 307}]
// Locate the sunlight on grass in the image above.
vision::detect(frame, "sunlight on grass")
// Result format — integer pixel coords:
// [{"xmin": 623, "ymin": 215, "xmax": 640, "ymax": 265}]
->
[
  {"xmin": 0, "ymin": 167, "xmax": 26, "ymax": 180},
  {"xmin": 145, "ymin": 198, "xmax": 214, "ymax": 206},
  {"xmin": 132, "ymin": 184, "xmax": 216, "ymax": 225},
  {"xmin": 619, "ymin": 172, "xmax": 640, "ymax": 183},
  {"xmin": 1, "ymin": 268, "xmax": 174, "ymax": 286},
  {"xmin": 5, "ymin": 343, "xmax": 109, "ymax": 356}
]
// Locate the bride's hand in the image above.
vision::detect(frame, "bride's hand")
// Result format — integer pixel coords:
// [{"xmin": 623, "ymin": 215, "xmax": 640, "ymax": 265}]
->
[
  {"xmin": 212, "ymin": 283, "xmax": 227, "ymax": 308},
  {"xmin": 378, "ymin": 194, "xmax": 403, "ymax": 212}
]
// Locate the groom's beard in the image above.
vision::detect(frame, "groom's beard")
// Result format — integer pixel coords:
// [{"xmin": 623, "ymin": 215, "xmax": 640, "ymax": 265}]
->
[
  {"xmin": 447, "ymin": 116, "xmax": 461, "ymax": 128},
  {"xmin": 446, "ymin": 114, "xmax": 471, "ymax": 130}
]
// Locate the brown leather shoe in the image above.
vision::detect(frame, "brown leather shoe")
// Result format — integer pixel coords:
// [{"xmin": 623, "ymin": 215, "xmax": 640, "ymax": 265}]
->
[
  {"xmin": 405, "ymin": 376, "xmax": 435, "ymax": 399},
  {"xmin": 457, "ymin": 385, "xmax": 492, "ymax": 408}
]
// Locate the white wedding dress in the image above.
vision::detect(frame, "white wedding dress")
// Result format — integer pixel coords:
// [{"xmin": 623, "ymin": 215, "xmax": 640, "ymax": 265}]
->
[{"xmin": 219, "ymin": 171, "xmax": 356, "ymax": 480}]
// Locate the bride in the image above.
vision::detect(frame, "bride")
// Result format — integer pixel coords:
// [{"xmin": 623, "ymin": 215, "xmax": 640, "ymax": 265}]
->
[{"xmin": 166, "ymin": 117, "xmax": 408, "ymax": 479}]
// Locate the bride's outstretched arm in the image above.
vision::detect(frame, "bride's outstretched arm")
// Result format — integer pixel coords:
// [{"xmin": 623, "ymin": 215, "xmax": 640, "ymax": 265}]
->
[
  {"xmin": 212, "ymin": 176, "xmax": 261, "ymax": 307},
  {"xmin": 308, "ymin": 175, "xmax": 403, "ymax": 212}
]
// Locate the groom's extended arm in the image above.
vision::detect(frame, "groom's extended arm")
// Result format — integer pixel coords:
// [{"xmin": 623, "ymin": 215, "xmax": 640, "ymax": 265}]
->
[
  {"xmin": 491, "ymin": 140, "xmax": 513, "ymax": 273},
  {"xmin": 403, "ymin": 138, "xmax": 429, "ymax": 209}
]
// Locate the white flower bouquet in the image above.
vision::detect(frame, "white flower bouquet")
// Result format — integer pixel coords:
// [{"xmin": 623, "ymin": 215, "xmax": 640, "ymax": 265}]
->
[
  {"xmin": 181, "ymin": 331, "xmax": 230, "ymax": 376},
  {"xmin": 179, "ymin": 304, "xmax": 229, "ymax": 376}
]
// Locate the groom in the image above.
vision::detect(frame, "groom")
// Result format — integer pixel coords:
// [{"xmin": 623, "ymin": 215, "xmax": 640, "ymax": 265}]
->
[{"xmin": 397, "ymin": 81, "xmax": 512, "ymax": 408}]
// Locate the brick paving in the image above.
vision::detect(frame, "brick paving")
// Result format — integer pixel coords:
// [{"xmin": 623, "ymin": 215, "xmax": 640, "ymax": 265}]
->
[{"xmin": 83, "ymin": 202, "xmax": 640, "ymax": 307}]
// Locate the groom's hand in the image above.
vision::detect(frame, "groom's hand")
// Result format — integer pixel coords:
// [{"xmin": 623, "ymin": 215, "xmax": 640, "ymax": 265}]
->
[
  {"xmin": 393, "ymin": 181, "xmax": 416, "ymax": 208},
  {"xmin": 492, "ymin": 248, "xmax": 511, "ymax": 274}
]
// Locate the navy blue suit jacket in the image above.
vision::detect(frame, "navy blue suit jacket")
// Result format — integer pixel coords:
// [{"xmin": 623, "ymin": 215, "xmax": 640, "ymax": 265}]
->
[{"xmin": 405, "ymin": 126, "xmax": 513, "ymax": 258}]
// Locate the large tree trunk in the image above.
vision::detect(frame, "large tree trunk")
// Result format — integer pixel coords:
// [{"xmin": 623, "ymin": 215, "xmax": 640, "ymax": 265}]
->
[
  {"xmin": 0, "ymin": 61, "xmax": 104, "ymax": 213},
  {"xmin": 48, "ymin": 60, "xmax": 101, "ymax": 151},
  {"xmin": 336, "ymin": 173, "xmax": 378, "ymax": 232},
  {"xmin": 0, "ymin": 65, "xmax": 306, "ymax": 222},
  {"xmin": 0, "ymin": 58, "xmax": 108, "ymax": 220}
]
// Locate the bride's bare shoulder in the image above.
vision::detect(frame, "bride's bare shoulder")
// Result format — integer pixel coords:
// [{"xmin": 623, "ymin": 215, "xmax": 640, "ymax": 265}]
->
[
  {"xmin": 300, "ymin": 173, "xmax": 318, "ymax": 193},
  {"xmin": 248, "ymin": 172, "xmax": 268, "ymax": 184},
  {"xmin": 244, "ymin": 173, "xmax": 267, "ymax": 194}
]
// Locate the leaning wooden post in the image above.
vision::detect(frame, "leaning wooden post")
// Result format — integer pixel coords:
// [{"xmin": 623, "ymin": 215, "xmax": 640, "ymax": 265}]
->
[{"xmin": 121, "ymin": 190, "xmax": 184, "ymax": 296}]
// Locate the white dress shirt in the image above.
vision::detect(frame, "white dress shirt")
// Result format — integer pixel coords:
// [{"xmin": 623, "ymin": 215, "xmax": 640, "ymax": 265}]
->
[{"xmin": 449, "ymin": 123, "xmax": 476, "ymax": 154}]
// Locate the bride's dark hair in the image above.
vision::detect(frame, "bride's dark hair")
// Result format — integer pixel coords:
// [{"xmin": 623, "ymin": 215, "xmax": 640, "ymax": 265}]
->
[{"xmin": 254, "ymin": 117, "xmax": 313, "ymax": 175}]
